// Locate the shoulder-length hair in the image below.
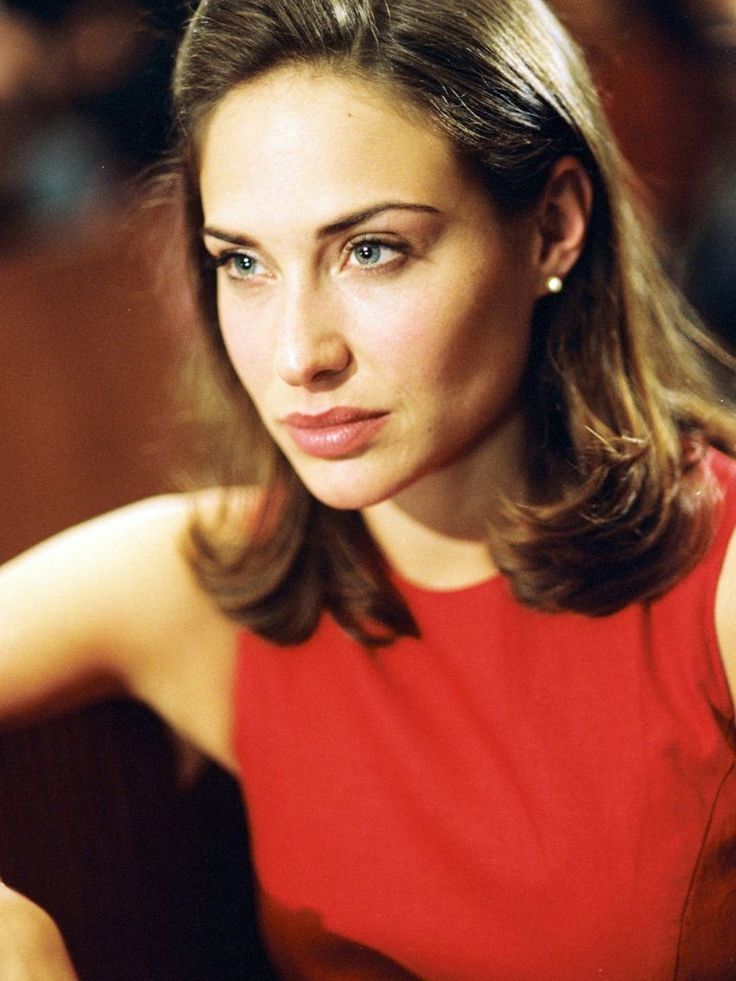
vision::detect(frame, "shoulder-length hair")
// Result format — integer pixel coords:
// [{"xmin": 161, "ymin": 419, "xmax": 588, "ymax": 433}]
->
[{"xmin": 170, "ymin": 0, "xmax": 736, "ymax": 646}]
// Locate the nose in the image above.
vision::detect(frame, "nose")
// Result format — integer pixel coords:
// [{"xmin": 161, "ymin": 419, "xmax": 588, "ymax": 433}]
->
[{"xmin": 274, "ymin": 278, "xmax": 352, "ymax": 387}]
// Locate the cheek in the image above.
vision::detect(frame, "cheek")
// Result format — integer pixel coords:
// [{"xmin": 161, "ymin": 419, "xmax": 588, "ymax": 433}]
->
[
  {"xmin": 217, "ymin": 301, "xmax": 272, "ymax": 397},
  {"xmin": 384, "ymin": 278, "xmax": 533, "ymax": 393}
]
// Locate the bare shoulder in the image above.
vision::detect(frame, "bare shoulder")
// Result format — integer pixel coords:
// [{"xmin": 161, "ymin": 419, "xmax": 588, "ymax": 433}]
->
[
  {"xmin": 0, "ymin": 490, "xmax": 252, "ymax": 772},
  {"xmin": 716, "ymin": 522, "xmax": 736, "ymax": 707}
]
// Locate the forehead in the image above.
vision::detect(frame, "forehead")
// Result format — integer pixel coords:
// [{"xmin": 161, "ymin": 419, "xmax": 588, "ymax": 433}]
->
[{"xmin": 198, "ymin": 66, "xmax": 472, "ymax": 229}]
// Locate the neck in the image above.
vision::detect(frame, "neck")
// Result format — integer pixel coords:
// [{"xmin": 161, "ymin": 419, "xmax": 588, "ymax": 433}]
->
[
  {"xmin": 363, "ymin": 502, "xmax": 498, "ymax": 590},
  {"xmin": 362, "ymin": 413, "xmax": 527, "ymax": 590}
]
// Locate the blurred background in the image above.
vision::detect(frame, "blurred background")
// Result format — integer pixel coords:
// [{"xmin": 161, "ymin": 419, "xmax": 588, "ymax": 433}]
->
[
  {"xmin": 0, "ymin": 0, "xmax": 733, "ymax": 978},
  {"xmin": 553, "ymin": 0, "xmax": 736, "ymax": 349},
  {"xmin": 0, "ymin": 2, "xmax": 275, "ymax": 979},
  {"xmin": 0, "ymin": 0, "xmax": 190, "ymax": 555}
]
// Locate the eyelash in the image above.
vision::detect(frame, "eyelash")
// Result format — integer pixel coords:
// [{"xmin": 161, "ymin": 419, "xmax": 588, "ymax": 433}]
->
[
  {"xmin": 342, "ymin": 237, "xmax": 409, "ymax": 271},
  {"xmin": 205, "ymin": 251, "xmax": 262, "ymax": 278},
  {"xmin": 205, "ymin": 236, "xmax": 410, "ymax": 281}
]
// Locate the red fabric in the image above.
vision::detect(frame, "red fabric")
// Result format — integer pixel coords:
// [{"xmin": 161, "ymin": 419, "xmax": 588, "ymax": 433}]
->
[{"xmin": 233, "ymin": 452, "xmax": 736, "ymax": 980}]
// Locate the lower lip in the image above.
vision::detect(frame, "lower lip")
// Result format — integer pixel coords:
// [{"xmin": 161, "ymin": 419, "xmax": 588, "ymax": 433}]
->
[{"xmin": 284, "ymin": 415, "xmax": 388, "ymax": 459}]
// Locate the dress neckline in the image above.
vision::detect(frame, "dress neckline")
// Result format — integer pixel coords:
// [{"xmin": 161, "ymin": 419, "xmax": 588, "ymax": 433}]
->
[{"xmin": 390, "ymin": 565, "xmax": 505, "ymax": 601}]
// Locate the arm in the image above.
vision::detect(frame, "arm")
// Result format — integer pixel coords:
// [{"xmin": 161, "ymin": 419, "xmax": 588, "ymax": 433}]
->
[
  {"xmin": 0, "ymin": 883, "xmax": 79, "ymax": 980},
  {"xmin": 0, "ymin": 495, "xmax": 243, "ymax": 976},
  {"xmin": 0, "ymin": 494, "xmax": 240, "ymax": 768},
  {"xmin": 716, "ymin": 524, "xmax": 736, "ymax": 705}
]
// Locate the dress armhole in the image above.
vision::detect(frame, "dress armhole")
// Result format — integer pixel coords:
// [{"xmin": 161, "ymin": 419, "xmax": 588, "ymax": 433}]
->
[{"xmin": 703, "ymin": 450, "xmax": 736, "ymax": 717}]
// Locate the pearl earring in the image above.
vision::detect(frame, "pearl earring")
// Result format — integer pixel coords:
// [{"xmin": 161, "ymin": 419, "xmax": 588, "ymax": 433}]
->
[{"xmin": 545, "ymin": 275, "xmax": 564, "ymax": 294}]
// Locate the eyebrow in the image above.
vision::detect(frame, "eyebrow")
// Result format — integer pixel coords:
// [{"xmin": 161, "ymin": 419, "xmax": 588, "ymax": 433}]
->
[{"xmin": 202, "ymin": 202, "xmax": 441, "ymax": 246}]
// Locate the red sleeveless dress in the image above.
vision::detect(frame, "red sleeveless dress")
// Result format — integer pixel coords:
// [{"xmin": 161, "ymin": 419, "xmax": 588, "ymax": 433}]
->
[{"xmin": 233, "ymin": 452, "xmax": 736, "ymax": 980}]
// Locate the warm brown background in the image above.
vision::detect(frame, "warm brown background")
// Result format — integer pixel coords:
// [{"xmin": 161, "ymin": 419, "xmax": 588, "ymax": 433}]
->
[
  {"xmin": 0, "ymin": 203, "xmax": 275, "ymax": 979},
  {"xmin": 0, "ymin": 207, "xmax": 182, "ymax": 560}
]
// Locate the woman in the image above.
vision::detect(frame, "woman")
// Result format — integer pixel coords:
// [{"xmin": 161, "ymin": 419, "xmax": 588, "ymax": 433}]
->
[{"xmin": 2, "ymin": 0, "xmax": 736, "ymax": 977}]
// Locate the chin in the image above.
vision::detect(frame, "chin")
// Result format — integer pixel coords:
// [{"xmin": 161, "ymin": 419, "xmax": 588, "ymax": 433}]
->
[
  {"xmin": 292, "ymin": 462, "xmax": 400, "ymax": 512},
  {"xmin": 304, "ymin": 482, "xmax": 390, "ymax": 512}
]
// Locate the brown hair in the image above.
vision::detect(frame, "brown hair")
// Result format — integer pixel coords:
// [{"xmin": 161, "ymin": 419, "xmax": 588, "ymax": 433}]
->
[{"xmin": 171, "ymin": 0, "xmax": 736, "ymax": 645}]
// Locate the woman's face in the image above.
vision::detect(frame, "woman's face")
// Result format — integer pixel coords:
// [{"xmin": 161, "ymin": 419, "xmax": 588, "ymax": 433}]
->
[{"xmin": 199, "ymin": 67, "xmax": 545, "ymax": 512}]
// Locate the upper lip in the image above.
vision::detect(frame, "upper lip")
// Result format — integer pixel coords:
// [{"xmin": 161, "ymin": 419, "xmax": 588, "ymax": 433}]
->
[{"xmin": 282, "ymin": 408, "xmax": 388, "ymax": 428}]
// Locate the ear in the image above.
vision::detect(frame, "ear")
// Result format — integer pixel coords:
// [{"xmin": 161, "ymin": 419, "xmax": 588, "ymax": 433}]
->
[{"xmin": 533, "ymin": 156, "xmax": 593, "ymax": 297}]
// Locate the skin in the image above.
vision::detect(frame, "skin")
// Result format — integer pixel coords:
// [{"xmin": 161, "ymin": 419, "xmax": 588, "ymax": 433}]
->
[
  {"xmin": 200, "ymin": 66, "xmax": 587, "ymax": 586},
  {"xmin": 0, "ymin": 884, "xmax": 78, "ymax": 980},
  {"xmin": 0, "ymin": 64, "xmax": 735, "ymax": 972}
]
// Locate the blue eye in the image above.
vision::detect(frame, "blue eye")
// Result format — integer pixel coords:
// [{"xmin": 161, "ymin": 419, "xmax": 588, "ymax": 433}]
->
[
  {"xmin": 229, "ymin": 254, "xmax": 257, "ymax": 276},
  {"xmin": 347, "ymin": 239, "xmax": 405, "ymax": 269},
  {"xmin": 353, "ymin": 242, "xmax": 384, "ymax": 266},
  {"xmin": 208, "ymin": 250, "xmax": 262, "ymax": 279}
]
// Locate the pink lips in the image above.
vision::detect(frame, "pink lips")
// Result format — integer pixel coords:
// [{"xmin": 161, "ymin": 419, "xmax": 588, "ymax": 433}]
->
[{"xmin": 282, "ymin": 408, "xmax": 389, "ymax": 459}]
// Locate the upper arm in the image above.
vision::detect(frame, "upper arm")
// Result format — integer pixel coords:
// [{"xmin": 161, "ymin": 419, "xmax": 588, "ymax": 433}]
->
[
  {"xmin": 0, "ymin": 495, "xmax": 242, "ymax": 770},
  {"xmin": 0, "ymin": 501, "xmax": 156, "ymax": 723},
  {"xmin": 716, "ymin": 522, "xmax": 736, "ymax": 708},
  {"xmin": 0, "ymin": 883, "xmax": 79, "ymax": 979}
]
